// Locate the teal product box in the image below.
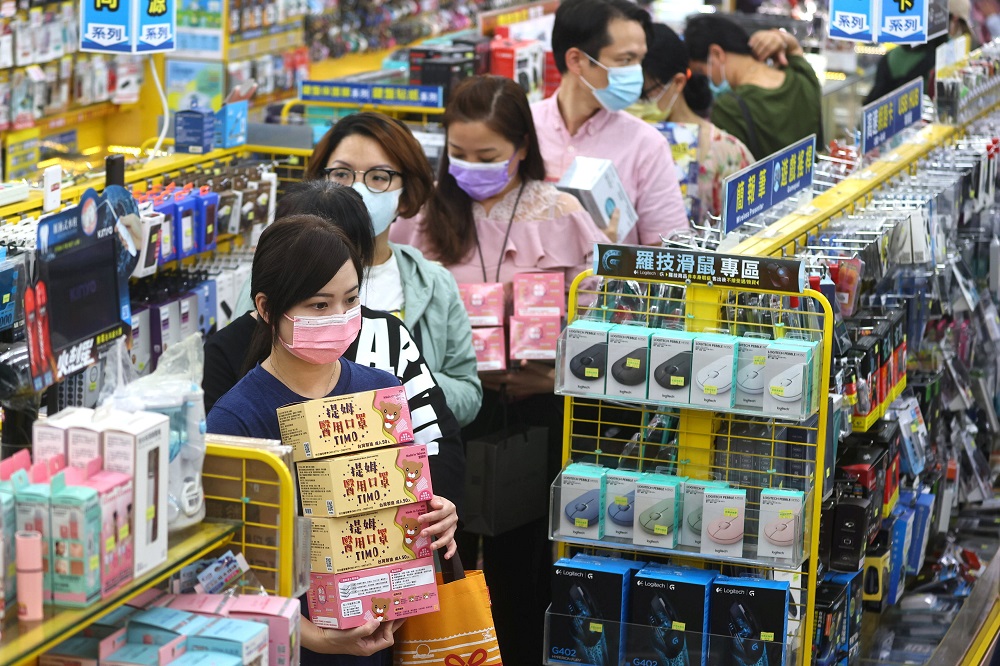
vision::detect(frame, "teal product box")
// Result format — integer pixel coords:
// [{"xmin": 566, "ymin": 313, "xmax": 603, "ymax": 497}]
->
[
  {"xmin": 680, "ymin": 479, "xmax": 728, "ymax": 548},
  {"xmin": 214, "ymin": 100, "xmax": 248, "ymax": 149},
  {"xmin": 604, "ymin": 470, "xmax": 641, "ymax": 539},
  {"xmin": 103, "ymin": 638, "xmax": 186, "ymax": 666},
  {"xmin": 734, "ymin": 338, "xmax": 771, "ymax": 410},
  {"xmin": 175, "ymin": 108, "xmax": 216, "ymax": 155},
  {"xmin": 127, "ymin": 607, "xmax": 215, "ymax": 648},
  {"xmin": 701, "ymin": 488, "xmax": 747, "ymax": 557},
  {"xmin": 762, "ymin": 340, "xmax": 816, "ymax": 418},
  {"xmin": 13, "ymin": 468, "xmax": 55, "ymax": 602},
  {"xmin": 648, "ymin": 329, "xmax": 697, "ymax": 404},
  {"xmin": 633, "ymin": 473, "xmax": 685, "ymax": 549},
  {"xmin": 170, "ymin": 652, "xmax": 243, "ymax": 666},
  {"xmin": 899, "ymin": 490, "xmax": 934, "ymax": 574},
  {"xmin": 189, "ymin": 618, "xmax": 269, "ymax": 666},
  {"xmin": 690, "ymin": 334, "xmax": 738, "ymax": 408},
  {"xmin": 886, "ymin": 506, "xmax": 914, "ymax": 606},
  {"xmin": 626, "ymin": 566, "xmax": 718, "ymax": 666},
  {"xmin": 757, "ymin": 488, "xmax": 805, "ymax": 561},
  {"xmin": 0, "ymin": 487, "xmax": 15, "ymax": 610},
  {"xmin": 605, "ymin": 324, "xmax": 654, "ymax": 400},
  {"xmin": 560, "ymin": 463, "xmax": 607, "ymax": 541},
  {"xmin": 50, "ymin": 472, "xmax": 102, "ymax": 607},
  {"xmin": 561, "ymin": 320, "xmax": 615, "ymax": 396}
]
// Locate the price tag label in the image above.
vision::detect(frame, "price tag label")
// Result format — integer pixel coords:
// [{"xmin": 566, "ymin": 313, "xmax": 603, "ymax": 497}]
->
[
  {"xmin": 146, "ymin": 506, "xmax": 156, "ymax": 521},
  {"xmin": 106, "ymin": 536, "xmax": 115, "ymax": 554},
  {"xmin": 761, "ymin": 632, "xmax": 775, "ymax": 642},
  {"xmin": 654, "ymin": 525, "xmax": 670, "ymax": 535},
  {"xmin": 753, "ymin": 356, "xmax": 767, "ymax": 365},
  {"xmin": 672, "ymin": 621, "xmax": 686, "ymax": 631},
  {"xmin": 670, "ymin": 376, "xmax": 684, "ymax": 386},
  {"xmin": 590, "ymin": 622, "xmax": 603, "ymax": 633},
  {"xmin": 575, "ymin": 518, "xmax": 589, "ymax": 528},
  {"xmin": 615, "ymin": 496, "xmax": 629, "ymax": 507},
  {"xmin": 778, "ymin": 510, "xmax": 794, "ymax": 519},
  {"xmin": 90, "ymin": 555, "xmax": 100, "ymax": 571},
  {"xmin": 770, "ymin": 386, "xmax": 785, "ymax": 397},
  {"xmin": 704, "ymin": 385, "xmax": 718, "ymax": 395},
  {"xmin": 626, "ymin": 357, "xmax": 640, "ymax": 369},
  {"xmin": 724, "ymin": 508, "xmax": 738, "ymax": 518},
  {"xmin": 119, "ymin": 524, "xmax": 130, "ymax": 541},
  {"xmin": 585, "ymin": 367, "xmax": 599, "ymax": 378}
]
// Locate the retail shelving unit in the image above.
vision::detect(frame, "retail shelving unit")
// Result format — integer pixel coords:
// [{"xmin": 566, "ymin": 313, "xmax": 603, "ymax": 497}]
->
[{"xmin": 553, "ymin": 272, "xmax": 835, "ymax": 666}]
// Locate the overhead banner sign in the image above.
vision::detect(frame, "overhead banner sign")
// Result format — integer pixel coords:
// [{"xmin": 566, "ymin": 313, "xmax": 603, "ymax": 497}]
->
[
  {"xmin": 861, "ymin": 78, "xmax": 923, "ymax": 155},
  {"xmin": 829, "ymin": 0, "xmax": 876, "ymax": 42},
  {"xmin": 299, "ymin": 82, "xmax": 444, "ymax": 109},
  {"xmin": 829, "ymin": 0, "xmax": 943, "ymax": 43},
  {"xmin": 880, "ymin": 0, "xmax": 928, "ymax": 43},
  {"xmin": 80, "ymin": 0, "xmax": 176, "ymax": 53},
  {"xmin": 721, "ymin": 135, "xmax": 816, "ymax": 234},
  {"xmin": 594, "ymin": 244, "xmax": 807, "ymax": 293}
]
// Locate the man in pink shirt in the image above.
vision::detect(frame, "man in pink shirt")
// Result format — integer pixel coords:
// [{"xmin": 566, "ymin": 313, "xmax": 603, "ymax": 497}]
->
[{"xmin": 531, "ymin": 0, "xmax": 690, "ymax": 245}]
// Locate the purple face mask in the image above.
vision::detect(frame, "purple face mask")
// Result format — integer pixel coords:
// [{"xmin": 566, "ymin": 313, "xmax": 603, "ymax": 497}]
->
[{"xmin": 448, "ymin": 156, "xmax": 514, "ymax": 201}]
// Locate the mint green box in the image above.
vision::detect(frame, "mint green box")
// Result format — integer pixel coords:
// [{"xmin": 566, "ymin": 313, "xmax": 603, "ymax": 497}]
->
[
  {"xmin": 12, "ymin": 468, "xmax": 54, "ymax": 602},
  {"xmin": 634, "ymin": 473, "xmax": 685, "ymax": 549},
  {"xmin": 51, "ymin": 472, "xmax": 102, "ymax": 607}
]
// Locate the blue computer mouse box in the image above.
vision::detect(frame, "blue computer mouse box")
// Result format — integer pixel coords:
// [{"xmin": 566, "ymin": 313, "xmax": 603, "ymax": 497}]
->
[
  {"xmin": 707, "ymin": 576, "xmax": 789, "ymax": 666},
  {"xmin": 560, "ymin": 463, "xmax": 607, "ymax": 541},
  {"xmin": 549, "ymin": 556, "xmax": 645, "ymax": 666},
  {"xmin": 625, "ymin": 566, "xmax": 718, "ymax": 666},
  {"xmin": 605, "ymin": 470, "xmax": 641, "ymax": 540}
]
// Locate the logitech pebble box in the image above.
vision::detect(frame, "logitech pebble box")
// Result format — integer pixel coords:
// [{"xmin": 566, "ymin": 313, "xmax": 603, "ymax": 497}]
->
[
  {"xmin": 689, "ymin": 335, "xmax": 738, "ymax": 408},
  {"xmin": 559, "ymin": 463, "xmax": 607, "ymax": 540},
  {"xmin": 626, "ymin": 566, "xmax": 718, "ymax": 666},
  {"xmin": 647, "ymin": 330, "xmax": 697, "ymax": 404},
  {"xmin": 633, "ymin": 473, "xmax": 684, "ymax": 549},
  {"xmin": 757, "ymin": 488, "xmax": 804, "ymax": 561},
  {"xmin": 701, "ymin": 488, "xmax": 746, "ymax": 557},
  {"xmin": 604, "ymin": 470, "xmax": 641, "ymax": 539},
  {"xmin": 733, "ymin": 338, "xmax": 771, "ymax": 410},
  {"xmin": 707, "ymin": 576, "xmax": 789, "ymax": 666},
  {"xmin": 549, "ymin": 555, "xmax": 644, "ymax": 666},
  {"xmin": 680, "ymin": 479, "xmax": 728, "ymax": 548},
  {"xmin": 560, "ymin": 320, "xmax": 614, "ymax": 396},
  {"xmin": 605, "ymin": 325, "xmax": 654, "ymax": 400}
]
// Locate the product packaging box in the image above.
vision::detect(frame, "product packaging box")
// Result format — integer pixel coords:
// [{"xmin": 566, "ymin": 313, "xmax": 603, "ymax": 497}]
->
[
  {"xmin": 83, "ymin": 467, "xmax": 134, "ymax": 598},
  {"xmin": 604, "ymin": 470, "xmax": 641, "ymax": 539},
  {"xmin": 862, "ymin": 531, "xmax": 892, "ymax": 608},
  {"xmin": 701, "ymin": 488, "xmax": 747, "ymax": 557},
  {"xmin": 39, "ymin": 632, "xmax": 127, "ymax": 666},
  {"xmin": 762, "ymin": 341, "xmax": 814, "ymax": 418},
  {"xmin": 899, "ymin": 490, "xmax": 934, "ymax": 574},
  {"xmin": 102, "ymin": 411, "xmax": 170, "ymax": 578},
  {"xmin": 509, "ymin": 315, "xmax": 561, "ymax": 360},
  {"xmin": 557, "ymin": 156, "xmax": 638, "ymax": 240},
  {"xmin": 33, "ymin": 407, "xmax": 94, "ymax": 464},
  {"xmin": 633, "ymin": 473, "xmax": 684, "ymax": 549},
  {"xmin": 549, "ymin": 555, "xmax": 645, "ymax": 666},
  {"xmin": 836, "ymin": 444, "xmax": 888, "ymax": 544},
  {"xmin": 823, "ymin": 570, "xmax": 863, "ymax": 663},
  {"xmin": 757, "ymin": 488, "xmax": 805, "ymax": 561},
  {"xmin": 605, "ymin": 324, "xmax": 653, "ymax": 400},
  {"xmin": 168, "ymin": 652, "xmax": 243, "ymax": 666},
  {"xmin": 175, "ymin": 108, "xmax": 216, "ymax": 154},
  {"xmin": 471, "ymin": 326, "xmax": 506, "ymax": 372},
  {"xmin": 561, "ymin": 320, "xmax": 614, "ymax": 396},
  {"xmin": 228, "ymin": 595, "xmax": 301, "ymax": 666},
  {"xmin": 189, "ymin": 617, "xmax": 269, "ymax": 666},
  {"xmin": 50, "ymin": 471, "xmax": 102, "ymax": 607},
  {"xmin": 215, "ymin": 100, "xmax": 248, "ymax": 149},
  {"xmin": 155, "ymin": 594, "xmax": 235, "ymax": 617},
  {"xmin": 514, "ymin": 272, "xmax": 565, "ymax": 317},
  {"xmin": 690, "ymin": 335, "xmax": 739, "ymax": 408},
  {"xmin": 13, "ymin": 467, "xmax": 57, "ymax": 601},
  {"xmin": 708, "ymin": 576, "xmax": 789, "ymax": 666},
  {"xmin": 0, "ymin": 486, "xmax": 16, "ymax": 611},
  {"xmin": 647, "ymin": 330, "xmax": 697, "ymax": 404},
  {"xmin": 67, "ymin": 413, "xmax": 119, "ymax": 470},
  {"xmin": 296, "ymin": 444, "xmax": 432, "ymax": 517},
  {"xmin": 458, "ymin": 283, "xmax": 505, "ymax": 326},
  {"xmin": 831, "ymin": 497, "xmax": 870, "ymax": 573},
  {"xmin": 310, "ymin": 502, "xmax": 432, "ymax": 574},
  {"xmin": 886, "ymin": 507, "xmax": 913, "ymax": 607},
  {"xmin": 559, "ymin": 463, "xmax": 607, "ymax": 540},
  {"xmin": 307, "ymin": 556, "xmax": 439, "ymax": 629},
  {"xmin": 680, "ymin": 479, "xmax": 728, "ymax": 548},
  {"xmin": 813, "ymin": 582, "xmax": 847, "ymax": 666},
  {"xmin": 103, "ymin": 639, "xmax": 187, "ymax": 666},
  {"xmin": 277, "ymin": 386, "xmax": 414, "ymax": 461},
  {"xmin": 489, "ymin": 38, "xmax": 545, "ymax": 102},
  {"xmin": 127, "ymin": 607, "xmax": 214, "ymax": 647},
  {"xmin": 626, "ymin": 566, "xmax": 718, "ymax": 666},
  {"xmin": 734, "ymin": 338, "xmax": 771, "ymax": 410},
  {"xmin": 131, "ymin": 306, "xmax": 153, "ymax": 375}
]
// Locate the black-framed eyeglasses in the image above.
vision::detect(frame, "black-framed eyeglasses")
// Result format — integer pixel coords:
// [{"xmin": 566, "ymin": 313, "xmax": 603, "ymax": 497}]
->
[{"xmin": 323, "ymin": 167, "xmax": 403, "ymax": 193}]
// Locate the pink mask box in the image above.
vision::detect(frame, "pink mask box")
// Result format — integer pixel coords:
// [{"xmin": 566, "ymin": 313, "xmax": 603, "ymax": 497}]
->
[
  {"xmin": 458, "ymin": 283, "xmax": 505, "ymax": 326},
  {"xmin": 228, "ymin": 595, "xmax": 301, "ymax": 666},
  {"xmin": 472, "ymin": 327, "xmax": 506, "ymax": 372},
  {"xmin": 296, "ymin": 444, "xmax": 433, "ymax": 518},
  {"xmin": 152, "ymin": 593, "xmax": 235, "ymax": 617},
  {"xmin": 80, "ymin": 465, "xmax": 134, "ymax": 599},
  {"xmin": 277, "ymin": 385, "xmax": 414, "ymax": 462},
  {"xmin": 513, "ymin": 273, "xmax": 565, "ymax": 317},
  {"xmin": 309, "ymin": 502, "xmax": 432, "ymax": 575},
  {"xmin": 509, "ymin": 316, "xmax": 561, "ymax": 360},
  {"xmin": 307, "ymin": 556, "xmax": 439, "ymax": 630}
]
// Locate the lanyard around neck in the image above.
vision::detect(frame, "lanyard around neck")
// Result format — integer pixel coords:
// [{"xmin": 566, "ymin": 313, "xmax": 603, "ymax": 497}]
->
[{"xmin": 474, "ymin": 181, "xmax": 526, "ymax": 284}]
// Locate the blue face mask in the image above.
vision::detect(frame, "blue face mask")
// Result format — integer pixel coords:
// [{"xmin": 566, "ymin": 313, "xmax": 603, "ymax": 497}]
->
[
  {"xmin": 708, "ymin": 56, "xmax": 732, "ymax": 98},
  {"xmin": 581, "ymin": 54, "xmax": 644, "ymax": 112}
]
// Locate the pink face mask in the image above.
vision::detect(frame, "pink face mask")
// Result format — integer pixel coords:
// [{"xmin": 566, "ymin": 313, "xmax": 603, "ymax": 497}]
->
[{"xmin": 279, "ymin": 305, "xmax": 362, "ymax": 365}]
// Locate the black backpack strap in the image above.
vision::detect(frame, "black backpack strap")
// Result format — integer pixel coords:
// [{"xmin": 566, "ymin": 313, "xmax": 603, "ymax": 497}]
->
[{"xmin": 731, "ymin": 92, "xmax": 763, "ymax": 159}]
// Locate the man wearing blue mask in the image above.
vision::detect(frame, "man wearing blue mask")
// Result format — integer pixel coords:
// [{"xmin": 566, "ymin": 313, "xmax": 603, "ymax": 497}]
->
[
  {"xmin": 532, "ymin": 0, "xmax": 690, "ymax": 245},
  {"xmin": 685, "ymin": 15, "xmax": 823, "ymax": 161}
]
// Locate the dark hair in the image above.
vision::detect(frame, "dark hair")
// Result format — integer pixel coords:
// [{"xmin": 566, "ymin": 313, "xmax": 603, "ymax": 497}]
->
[
  {"xmin": 245, "ymin": 211, "xmax": 366, "ymax": 370},
  {"xmin": 552, "ymin": 0, "xmax": 653, "ymax": 74},
  {"xmin": 683, "ymin": 14, "xmax": 753, "ymax": 62},
  {"xmin": 306, "ymin": 112, "xmax": 434, "ymax": 218},
  {"xmin": 684, "ymin": 74, "xmax": 713, "ymax": 116},
  {"xmin": 422, "ymin": 76, "xmax": 546, "ymax": 266},
  {"xmin": 275, "ymin": 180, "xmax": 376, "ymax": 269},
  {"xmin": 642, "ymin": 23, "xmax": 688, "ymax": 92}
]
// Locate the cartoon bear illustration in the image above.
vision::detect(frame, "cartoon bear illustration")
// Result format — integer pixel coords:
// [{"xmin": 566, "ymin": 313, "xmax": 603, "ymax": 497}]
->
[
  {"xmin": 402, "ymin": 461, "xmax": 423, "ymax": 490},
  {"xmin": 371, "ymin": 597, "xmax": 390, "ymax": 622},
  {"xmin": 400, "ymin": 516, "xmax": 421, "ymax": 547},
  {"xmin": 380, "ymin": 401, "xmax": 402, "ymax": 435}
]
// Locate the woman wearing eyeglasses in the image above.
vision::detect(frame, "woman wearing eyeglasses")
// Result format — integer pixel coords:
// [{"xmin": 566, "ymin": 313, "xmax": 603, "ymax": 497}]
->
[{"xmin": 304, "ymin": 114, "xmax": 482, "ymax": 428}]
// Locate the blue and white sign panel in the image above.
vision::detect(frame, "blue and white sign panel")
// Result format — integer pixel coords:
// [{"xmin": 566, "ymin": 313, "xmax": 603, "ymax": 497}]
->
[
  {"xmin": 829, "ymin": 0, "xmax": 876, "ymax": 42},
  {"xmin": 81, "ymin": 0, "xmax": 176, "ymax": 53},
  {"xmin": 299, "ymin": 82, "xmax": 445, "ymax": 109},
  {"xmin": 861, "ymin": 78, "xmax": 923, "ymax": 155},
  {"xmin": 722, "ymin": 135, "xmax": 816, "ymax": 234},
  {"xmin": 881, "ymin": 0, "xmax": 928, "ymax": 43}
]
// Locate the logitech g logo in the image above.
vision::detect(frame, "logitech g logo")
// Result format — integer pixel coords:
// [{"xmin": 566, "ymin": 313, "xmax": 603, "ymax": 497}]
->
[
  {"xmin": 601, "ymin": 249, "xmax": 622, "ymax": 272},
  {"xmin": 668, "ymin": 584, "xmax": 675, "ymax": 591},
  {"xmin": 552, "ymin": 648, "xmax": 578, "ymax": 657},
  {"xmin": 633, "ymin": 660, "xmax": 659, "ymax": 666}
]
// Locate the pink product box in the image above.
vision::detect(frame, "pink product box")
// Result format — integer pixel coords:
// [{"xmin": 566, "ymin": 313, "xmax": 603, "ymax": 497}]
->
[
  {"xmin": 459, "ymin": 283, "xmax": 506, "ymax": 326},
  {"xmin": 228, "ymin": 595, "xmax": 301, "ymax": 666},
  {"xmin": 84, "ymin": 468, "xmax": 134, "ymax": 598},
  {"xmin": 514, "ymin": 272, "xmax": 565, "ymax": 317},
  {"xmin": 103, "ymin": 636, "xmax": 187, "ymax": 666},
  {"xmin": 307, "ymin": 556, "xmax": 439, "ymax": 630},
  {"xmin": 509, "ymin": 316, "xmax": 561, "ymax": 360},
  {"xmin": 155, "ymin": 594, "xmax": 236, "ymax": 617},
  {"xmin": 472, "ymin": 327, "xmax": 506, "ymax": 372},
  {"xmin": 128, "ymin": 588, "xmax": 168, "ymax": 608}
]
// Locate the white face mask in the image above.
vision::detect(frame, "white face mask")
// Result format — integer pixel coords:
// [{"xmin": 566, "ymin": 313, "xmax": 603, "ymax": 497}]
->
[{"xmin": 352, "ymin": 183, "xmax": 402, "ymax": 236}]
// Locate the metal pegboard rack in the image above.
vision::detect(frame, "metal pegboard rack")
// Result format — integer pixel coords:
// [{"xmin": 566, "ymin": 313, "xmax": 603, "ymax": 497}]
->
[{"xmin": 555, "ymin": 270, "xmax": 834, "ymax": 666}]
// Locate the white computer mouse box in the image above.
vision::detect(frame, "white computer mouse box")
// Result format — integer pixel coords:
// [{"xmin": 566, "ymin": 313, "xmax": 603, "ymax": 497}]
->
[
  {"xmin": 605, "ymin": 325, "xmax": 654, "ymax": 401},
  {"xmin": 757, "ymin": 488, "xmax": 804, "ymax": 561},
  {"xmin": 605, "ymin": 470, "xmax": 641, "ymax": 540},
  {"xmin": 690, "ymin": 335, "xmax": 739, "ymax": 409},
  {"xmin": 701, "ymin": 488, "xmax": 746, "ymax": 557},
  {"xmin": 648, "ymin": 330, "xmax": 697, "ymax": 404},
  {"xmin": 560, "ymin": 320, "xmax": 615, "ymax": 397},
  {"xmin": 762, "ymin": 342, "xmax": 814, "ymax": 418},
  {"xmin": 633, "ymin": 473, "xmax": 685, "ymax": 549},
  {"xmin": 733, "ymin": 339, "xmax": 771, "ymax": 411},
  {"xmin": 680, "ymin": 479, "xmax": 729, "ymax": 548}
]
